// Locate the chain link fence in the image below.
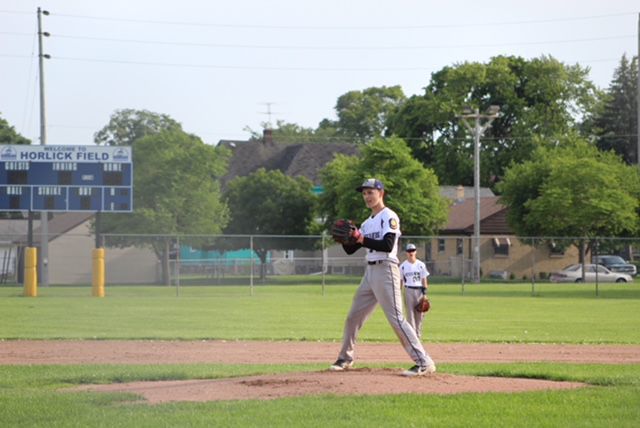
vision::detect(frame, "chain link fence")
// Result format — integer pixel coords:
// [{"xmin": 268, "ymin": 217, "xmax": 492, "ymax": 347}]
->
[{"xmin": 1, "ymin": 230, "xmax": 638, "ymax": 287}]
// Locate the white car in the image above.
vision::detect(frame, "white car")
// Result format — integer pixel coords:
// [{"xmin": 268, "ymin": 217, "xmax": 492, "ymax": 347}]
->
[{"xmin": 550, "ymin": 264, "xmax": 633, "ymax": 283}]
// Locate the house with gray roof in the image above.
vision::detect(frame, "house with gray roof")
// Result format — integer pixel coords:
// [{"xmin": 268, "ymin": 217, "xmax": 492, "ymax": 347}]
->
[{"xmin": 219, "ymin": 129, "xmax": 360, "ymax": 191}]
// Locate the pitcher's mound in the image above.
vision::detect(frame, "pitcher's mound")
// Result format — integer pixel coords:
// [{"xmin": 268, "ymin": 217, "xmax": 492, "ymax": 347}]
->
[{"xmin": 73, "ymin": 368, "xmax": 586, "ymax": 404}]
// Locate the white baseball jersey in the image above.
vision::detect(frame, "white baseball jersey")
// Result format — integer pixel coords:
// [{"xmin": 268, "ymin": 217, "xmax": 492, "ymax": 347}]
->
[
  {"xmin": 359, "ymin": 206, "xmax": 401, "ymax": 263},
  {"xmin": 400, "ymin": 260, "xmax": 429, "ymax": 288}
]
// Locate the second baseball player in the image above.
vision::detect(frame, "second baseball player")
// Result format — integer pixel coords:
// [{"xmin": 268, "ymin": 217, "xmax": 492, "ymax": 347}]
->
[{"xmin": 400, "ymin": 243, "xmax": 430, "ymax": 339}]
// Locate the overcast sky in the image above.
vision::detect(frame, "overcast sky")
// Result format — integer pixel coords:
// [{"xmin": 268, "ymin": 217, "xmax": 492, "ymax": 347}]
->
[{"xmin": 1, "ymin": 1, "xmax": 638, "ymax": 146}]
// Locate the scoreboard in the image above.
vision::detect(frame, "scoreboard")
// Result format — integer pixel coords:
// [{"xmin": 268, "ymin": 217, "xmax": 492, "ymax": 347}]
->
[{"xmin": 0, "ymin": 145, "xmax": 133, "ymax": 212}]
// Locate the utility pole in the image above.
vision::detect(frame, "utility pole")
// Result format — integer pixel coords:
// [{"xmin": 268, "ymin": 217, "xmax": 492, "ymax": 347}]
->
[
  {"xmin": 457, "ymin": 106, "xmax": 500, "ymax": 283},
  {"xmin": 37, "ymin": 7, "xmax": 50, "ymax": 287}
]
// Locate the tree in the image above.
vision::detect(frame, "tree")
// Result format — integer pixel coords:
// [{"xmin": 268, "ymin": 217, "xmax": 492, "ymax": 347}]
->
[
  {"xmin": 242, "ymin": 86, "xmax": 404, "ymax": 145},
  {"xmin": 387, "ymin": 55, "xmax": 598, "ymax": 186},
  {"xmin": 0, "ymin": 114, "xmax": 30, "ymax": 145},
  {"xmin": 498, "ymin": 135, "xmax": 640, "ymax": 266},
  {"xmin": 94, "ymin": 109, "xmax": 183, "ymax": 146},
  {"xmin": 223, "ymin": 168, "xmax": 317, "ymax": 279},
  {"xmin": 333, "ymin": 85, "xmax": 406, "ymax": 144},
  {"xmin": 244, "ymin": 120, "xmax": 339, "ymax": 144},
  {"xmin": 98, "ymin": 128, "xmax": 230, "ymax": 285},
  {"xmin": 0, "ymin": 115, "xmax": 30, "ymax": 218},
  {"xmin": 319, "ymin": 137, "xmax": 449, "ymax": 236},
  {"xmin": 590, "ymin": 54, "xmax": 639, "ymax": 164}
]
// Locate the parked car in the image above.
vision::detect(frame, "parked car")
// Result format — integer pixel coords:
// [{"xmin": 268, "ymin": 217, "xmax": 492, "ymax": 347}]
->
[
  {"xmin": 592, "ymin": 255, "xmax": 637, "ymax": 276},
  {"xmin": 549, "ymin": 264, "xmax": 633, "ymax": 283}
]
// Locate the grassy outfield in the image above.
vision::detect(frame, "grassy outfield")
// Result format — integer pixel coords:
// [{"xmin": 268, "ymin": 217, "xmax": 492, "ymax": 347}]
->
[
  {"xmin": 0, "ymin": 363, "xmax": 639, "ymax": 427},
  {"xmin": 0, "ymin": 281, "xmax": 639, "ymax": 343},
  {"xmin": 1, "ymin": 281, "xmax": 639, "ymax": 427}
]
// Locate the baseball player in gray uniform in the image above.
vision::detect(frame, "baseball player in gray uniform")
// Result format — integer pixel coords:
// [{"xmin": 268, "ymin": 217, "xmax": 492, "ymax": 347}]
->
[
  {"xmin": 329, "ymin": 178, "xmax": 436, "ymax": 376},
  {"xmin": 400, "ymin": 243, "xmax": 430, "ymax": 339}
]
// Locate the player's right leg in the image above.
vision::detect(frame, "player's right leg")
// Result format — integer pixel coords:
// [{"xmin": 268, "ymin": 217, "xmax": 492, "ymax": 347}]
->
[{"xmin": 330, "ymin": 275, "xmax": 377, "ymax": 370}]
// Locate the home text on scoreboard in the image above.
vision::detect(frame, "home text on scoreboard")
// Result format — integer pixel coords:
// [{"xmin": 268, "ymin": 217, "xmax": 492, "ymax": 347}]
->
[{"xmin": 0, "ymin": 145, "xmax": 133, "ymax": 212}]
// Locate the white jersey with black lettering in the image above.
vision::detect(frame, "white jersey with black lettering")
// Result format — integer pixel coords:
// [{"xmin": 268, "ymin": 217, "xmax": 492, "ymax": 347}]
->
[
  {"xmin": 400, "ymin": 260, "xmax": 429, "ymax": 288},
  {"xmin": 359, "ymin": 206, "xmax": 401, "ymax": 263}
]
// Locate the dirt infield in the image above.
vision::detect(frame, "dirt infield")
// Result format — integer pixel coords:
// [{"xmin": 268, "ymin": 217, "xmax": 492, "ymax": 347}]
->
[
  {"xmin": 5, "ymin": 340, "xmax": 639, "ymax": 402},
  {"xmin": 2, "ymin": 340, "xmax": 639, "ymax": 365}
]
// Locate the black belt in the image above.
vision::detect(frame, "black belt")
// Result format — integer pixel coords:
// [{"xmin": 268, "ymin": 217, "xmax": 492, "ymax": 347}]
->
[
  {"xmin": 367, "ymin": 260, "xmax": 385, "ymax": 265},
  {"xmin": 406, "ymin": 286, "xmax": 423, "ymax": 289}
]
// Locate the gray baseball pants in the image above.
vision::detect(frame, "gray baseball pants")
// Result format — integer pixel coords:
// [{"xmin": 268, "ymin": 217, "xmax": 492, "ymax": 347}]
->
[
  {"xmin": 404, "ymin": 287, "xmax": 426, "ymax": 339},
  {"xmin": 336, "ymin": 261, "xmax": 433, "ymax": 367}
]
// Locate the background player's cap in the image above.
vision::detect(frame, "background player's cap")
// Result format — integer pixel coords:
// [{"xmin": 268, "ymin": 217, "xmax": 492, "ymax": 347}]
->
[
  {"xmin": 406, "ymin": 243, "xmax": 417, "ymax": 252},
  {"xmin": 356, "ymin": 178, "xmax": 384, "ymax": 192}
]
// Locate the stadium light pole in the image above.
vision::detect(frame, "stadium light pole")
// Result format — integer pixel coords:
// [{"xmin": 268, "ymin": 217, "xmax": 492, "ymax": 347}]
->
[{"xmin": 457, "ymin": 105, "xmax": 500, "ymax": 283}]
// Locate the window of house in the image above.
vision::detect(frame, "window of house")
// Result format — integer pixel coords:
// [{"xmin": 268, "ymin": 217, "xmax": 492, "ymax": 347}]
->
[
  {"xmin": 456, "ymin": 238, "xmax": 463, "ymax": 255},
  {"xmin": 549, "ymin": 241, "xmax": 565, "ymax": 257},
  {"xmin": 438, "ymin": 239, "xmax": 446, "ymax": 254},
  {"xmin": 493, "ymin": 237, "xmax": 510, "ymax": 257}
]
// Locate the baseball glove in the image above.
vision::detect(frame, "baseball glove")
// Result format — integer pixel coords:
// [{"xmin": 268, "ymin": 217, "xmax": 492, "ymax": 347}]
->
[
  {"xmin": 331, "ymin": 219, "xmax": 360, "ymax": 244},
  {"xmin": 414, "ymin": 296, "xmax": 431, "ymax": 313}
]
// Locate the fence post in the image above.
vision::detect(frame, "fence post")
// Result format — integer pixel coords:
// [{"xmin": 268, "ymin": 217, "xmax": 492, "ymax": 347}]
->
[
  {"xmin": 460, "ymin": 251, "xmax": 465, "ymax": 295},
  {"xmin": 594, "ymin": 238, "xmax": 599, "ymax": 297},
  {"xmin": 531, "ymin": 237, "xmax": 536, "ymax": 296},
  {"xmin": 250, "ymin": 235, "xmax": 254, "ymax": 296},
  {"xmin": 321, "ymin": 232, "xmax": 326, "ymax": 296},
  {"xmin": 175, "ymin": 235, "xmax": 181, "ymax": 298}
]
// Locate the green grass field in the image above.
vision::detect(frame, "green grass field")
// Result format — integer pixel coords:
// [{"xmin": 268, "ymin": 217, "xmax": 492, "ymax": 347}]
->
[{"xmin": 1, "ymin": 281, "xmax": 640, "ymax": 427}]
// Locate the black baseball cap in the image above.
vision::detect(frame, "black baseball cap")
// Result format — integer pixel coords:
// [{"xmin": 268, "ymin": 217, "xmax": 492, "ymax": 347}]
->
[{"xmin": 356, "ymin": 178, "xmax": 384, "ymax": 192}]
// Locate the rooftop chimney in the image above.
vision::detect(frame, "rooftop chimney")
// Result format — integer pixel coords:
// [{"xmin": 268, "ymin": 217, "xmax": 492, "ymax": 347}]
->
[{"xmin": 263, "ymin": 128, "xmax": 273, "ymax": 145}]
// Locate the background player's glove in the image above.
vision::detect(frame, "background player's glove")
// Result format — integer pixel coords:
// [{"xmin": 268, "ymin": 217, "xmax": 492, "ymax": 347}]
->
[
  {"xmin": 414, "ymin": 296, "xmax": 431, "ymax": 313},
  {"xmin": 331, "ymin": 219, "xmax": 361, "ymax": 244}
]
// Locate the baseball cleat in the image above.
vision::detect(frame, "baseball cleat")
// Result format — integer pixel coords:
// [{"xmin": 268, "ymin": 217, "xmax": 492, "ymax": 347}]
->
[
  {"xmin": 329, "ymin": 359, "xmax": 353, "ymax": 371},
  {"xmin": 401, "ymin": 364, "xmax": 436, "ymax": 377}
]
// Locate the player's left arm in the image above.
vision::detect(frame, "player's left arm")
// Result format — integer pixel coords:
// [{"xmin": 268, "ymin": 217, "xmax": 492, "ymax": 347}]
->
[
  {"xmin": 421, "ymin": 277, "xmax": 428, "ymax": 294},
  {"xmin": 361, "ymin": 232, "xmax": 395, "ymax": 252},
  {"xmin": 421, "ymin": 263, "xmax": 429, "ymax": 293},
  {"xmin": 342, "ymin": 241, "xmax": 362, "ymax": 254}
]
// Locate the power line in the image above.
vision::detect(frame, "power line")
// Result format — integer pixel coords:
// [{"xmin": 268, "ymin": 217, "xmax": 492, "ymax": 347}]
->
[
  {"xmin": 46, "ymin": 55, "xmax": 441, "ymax": 71},
  {"xmin": 4, "ymin": 30, "xmax": 634, "ymax": 52},
  {"xmin": 0, "ymin": 54, "xmax": 620, "ymax": 71},
  {"xmin": 41, "ymin": 123, "xmax": 640, "ymax": 143},
  {"xmin": 1, "ymin": 9, "xmax": 636, "ymax": 30},
  {"xmin": 19, "ymin": 20, "xmax": 38, "ymax": 135},
  {"xmin": 43, "ymin": 33, "xmax": 638, "ymax": 51},
  {"xmin": 45, "ymin": 11, "xmax": 640, "ymax": 30},
  {"xmin": 1, "ymin": 52, "xmax": 628, "ymax": 75}
]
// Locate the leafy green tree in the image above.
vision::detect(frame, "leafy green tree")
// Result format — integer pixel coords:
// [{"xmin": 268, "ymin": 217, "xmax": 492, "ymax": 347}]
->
[
  {"xmin": 319, "ymin": 137, "xmax": 449, "ymax": 236},
  {"xmin": 242, "ymin": 86, "xmax": 404, "ymax": 145},
  {"xmin": 223, "ymin": 168, "xmax": 317, "ymax": 279},
  {"xmin": 94, "ymin": 109, "xmax": 183, "ymax": 146},
  {"xmin": 0, "ymin": 114, "xmax": 30, "ymax": 145},
  {"xmin": 498, "ymin": 135, "xmax": 640, "ymax": 265},
  {"xmin": 0, "ymin": 115, "xmax": 30, "ymax": 218},
  {"xmin": 333, "ymin": 85, "xmax": 406, "ymax": 144},
  {"xmin": 244, "ymin": 120, "xmax": 339, "ymax": 144},
  {"xmin": 590, "ymin": 54, "xmax": 638, "ymax": 164},
  {"xmin": 387, "ymin": 55, "xmax": 598, "ymax": 186},
  {"xmin": 99, "ymin": 129, "xmax": 230, "ymax": 284}
]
